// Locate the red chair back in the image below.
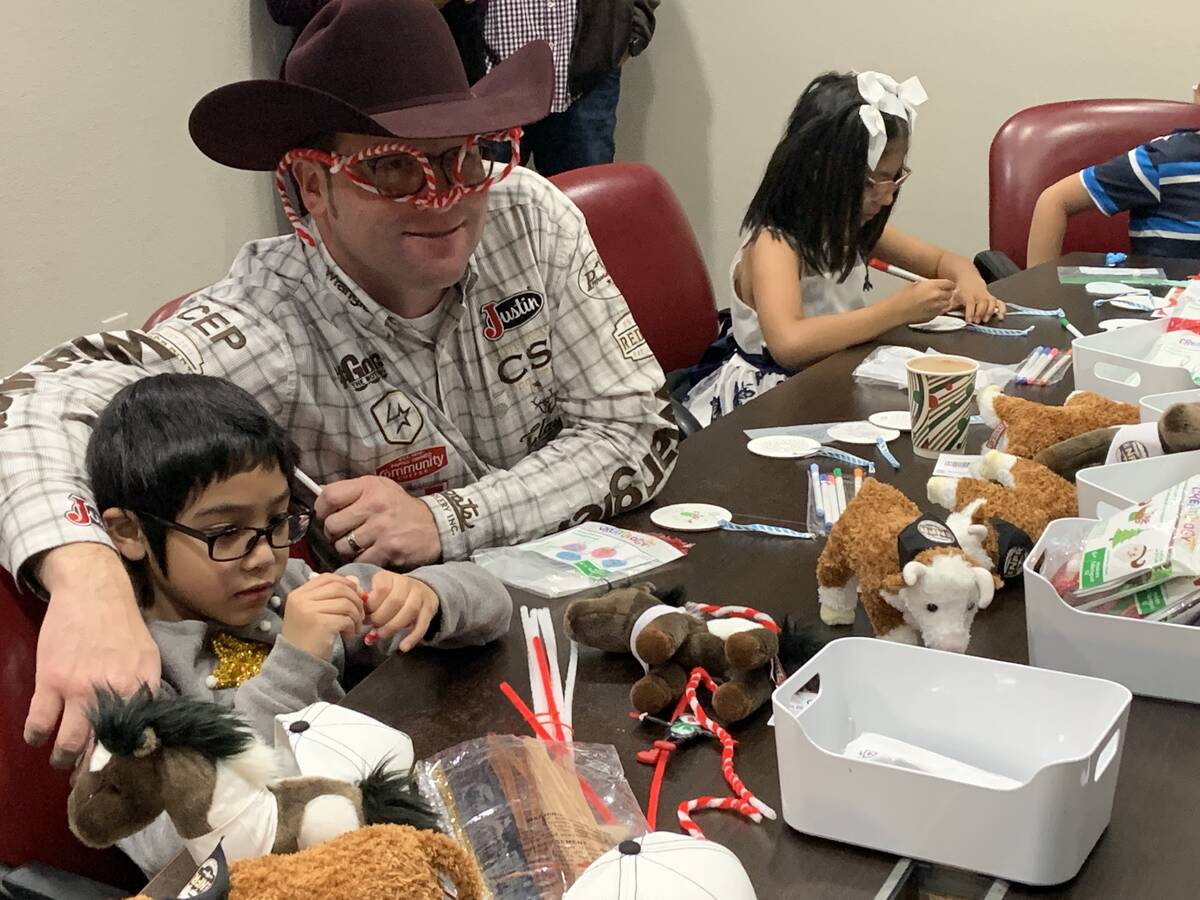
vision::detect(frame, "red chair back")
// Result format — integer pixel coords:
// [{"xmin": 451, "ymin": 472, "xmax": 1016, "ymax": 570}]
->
[
  {"xmin": 0, "ymin": 569, "xmax": 142, "ymax": 886},
  {"xmin": 550, "ymin": 163, "xmax": 717, "ymax": 373},
  {"xmin": 989, "ymin": 99, "xmax": 1200, "ymax": 268},
  {"xmin": 143, "ymin": 295, "xmax": 188, "ymax": 329}
]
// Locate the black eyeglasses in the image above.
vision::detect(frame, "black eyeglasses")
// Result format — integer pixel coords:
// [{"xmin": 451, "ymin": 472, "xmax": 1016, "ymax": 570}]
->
[{"xmin": 137, "ymin": 510, "xmax": 312, "ymax": 562}]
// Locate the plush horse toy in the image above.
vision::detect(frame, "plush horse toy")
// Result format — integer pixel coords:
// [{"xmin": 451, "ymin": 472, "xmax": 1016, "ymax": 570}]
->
[{"xmin": 68, "ymin": 688, "xmax": 437, "ymax": 864}]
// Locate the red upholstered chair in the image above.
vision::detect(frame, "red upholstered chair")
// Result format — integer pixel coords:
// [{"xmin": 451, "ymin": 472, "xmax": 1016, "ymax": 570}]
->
[
  {"xmin": 987, "ymin": 99, "xmax": 1200, "ymax": 270},
  {"xmin": 143, "ymin": 294, "xmax": 189, "ymax": 329},
  {"xmin": 0, "ymin": 570, "xmax": 143, "ymax": 894},
  {"xmin": 549, "ymin": 163, "xmax": 718, "ymax": 374}
]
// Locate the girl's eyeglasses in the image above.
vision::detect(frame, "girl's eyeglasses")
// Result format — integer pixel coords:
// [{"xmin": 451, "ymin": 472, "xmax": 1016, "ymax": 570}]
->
[{"xmin": 865, "ymin": 166, "xmax": 912, "ymax": 193}]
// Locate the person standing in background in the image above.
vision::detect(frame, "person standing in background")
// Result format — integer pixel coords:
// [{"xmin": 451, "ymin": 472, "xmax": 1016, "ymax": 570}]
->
[
  {"xmin": 486, "ymin": 0, "xmax": 660, "ymax": 176},
  {"xmin": 268, "ymin": 0, "xmax": 492, "ymax": 83}
]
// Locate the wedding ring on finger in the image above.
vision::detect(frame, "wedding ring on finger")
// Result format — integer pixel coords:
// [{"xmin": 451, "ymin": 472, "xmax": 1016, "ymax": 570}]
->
[{"xmin": 347, "ymin": 531, "xmax": 364, "ymax": 557}]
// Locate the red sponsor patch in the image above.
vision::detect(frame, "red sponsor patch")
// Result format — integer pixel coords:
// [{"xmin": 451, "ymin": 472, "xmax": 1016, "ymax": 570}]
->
[{"xmin": 376, "ymin": 446, "xmax": 448, "ymax": 484}]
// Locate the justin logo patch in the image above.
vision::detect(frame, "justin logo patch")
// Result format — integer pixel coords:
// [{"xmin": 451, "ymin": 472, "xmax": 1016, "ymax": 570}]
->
[
  {"xmin": 370, "ymin": 390, "xmax": 424, "ymax": 445},
  {"xmin": 64, "ymin": 494, "xmax": 101, "ymax": 526},
  {"xmin": 480, "ymin": 291, "xmax": 544, "ymax": 341}
]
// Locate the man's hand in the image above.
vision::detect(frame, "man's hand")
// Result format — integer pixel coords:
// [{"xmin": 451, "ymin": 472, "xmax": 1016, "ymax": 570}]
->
[
  {"xmin": 29, "ymin": 544, "xmax": 160, "ymax": 769},
  {"xmin": 281, "ymin": 573, "xmax": 366, "ymax": 660},
  {"xmin": 315, "ymin": 476, "xmax": 442, "ymax": 568},
  {"xmin": 364, "ymin": 571, "xmax": 441, "ymax": 652}
]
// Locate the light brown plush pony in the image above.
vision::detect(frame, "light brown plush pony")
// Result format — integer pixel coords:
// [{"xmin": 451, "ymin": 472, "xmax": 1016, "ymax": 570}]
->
[
  {"xmin": 563, "ymin": 583, "xmax": 782, "ymax": 722},
  {"xmin": 125, "ymin": 824, "xmax": 486, "ymax": 900},
  {"xmin": 928, "ymin": 450, "xmax": 1077, "ymax": 572},
  {"xmin": 977, "ymin": 385, "xmax": 1139, "ymax": 459},
  {"xmin": 817, "ymin": 478, "xmax": 1001, "ymax": 654}
]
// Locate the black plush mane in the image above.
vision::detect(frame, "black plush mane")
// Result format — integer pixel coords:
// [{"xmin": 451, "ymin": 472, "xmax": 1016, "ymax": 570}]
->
[{"xmin": 91, "ymin": 685, "xmax": 254, "ymax": 760}]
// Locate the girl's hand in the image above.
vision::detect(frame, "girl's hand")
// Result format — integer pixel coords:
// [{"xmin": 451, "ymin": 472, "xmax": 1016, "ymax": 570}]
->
[
  {"xmin": 281, "ymin": 574, "xmax": 365, "ymax": 660},
  {"xmin": 888, "ymin": 278, "xmax": 957, "ymax": 325},
  {"xmin": 363, "ymin": 572, "xmax": 441, "ymax": 653},
  {"xmin": 951, "ymin": 281, "xmax": 1007, "ymax": 324}
]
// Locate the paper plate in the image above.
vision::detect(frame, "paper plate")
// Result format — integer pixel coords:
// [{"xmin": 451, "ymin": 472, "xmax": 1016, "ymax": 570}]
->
[
  {"xmin": 909, "ymin": 315, "xmax": 966, "ymax": 332},
  {"xmin": 1097, "ymin": 318, "xmax": 1155, "ymax": 332},
  {"xmin": 746, "ymin": 435, "xmax": 821, "ymax": 458},
  {"xmin": 868, "ymin": 410, "xmax": 912, "ymax": 432},
  {"xmin": 827, "ymin": 421, "xmax": 901, "ymax": 444},
  {"xmin": 1085, "ymin": 281, "xmax": 1150, "ymax": 297},
  {"xmin": 649, "ymin": 503, "xmax": 732, "ymax": 532}
]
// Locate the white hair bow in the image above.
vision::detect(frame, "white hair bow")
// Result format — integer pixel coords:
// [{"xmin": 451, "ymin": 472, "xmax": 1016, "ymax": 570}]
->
[{"xmin": 856, "ymin": 71, "xmax": 928, "ymax": 170}]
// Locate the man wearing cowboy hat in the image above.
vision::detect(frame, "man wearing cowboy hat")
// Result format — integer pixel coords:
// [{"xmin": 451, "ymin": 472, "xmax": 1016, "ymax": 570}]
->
[{"xmin": 0, "ymin": 0, "xmax": 676, "ymax": 769}]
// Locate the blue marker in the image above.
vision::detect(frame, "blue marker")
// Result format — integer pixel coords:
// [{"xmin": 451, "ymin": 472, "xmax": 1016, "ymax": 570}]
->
[{"xmin": 809, "ymin": 463, "xmax": 824, "ymax": 520}]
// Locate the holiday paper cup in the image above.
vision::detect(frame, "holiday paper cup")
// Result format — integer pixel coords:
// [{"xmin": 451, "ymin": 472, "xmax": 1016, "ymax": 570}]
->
[{"xmin": 906, "ymin": 355, "xmax": 979, "ymax": 459}]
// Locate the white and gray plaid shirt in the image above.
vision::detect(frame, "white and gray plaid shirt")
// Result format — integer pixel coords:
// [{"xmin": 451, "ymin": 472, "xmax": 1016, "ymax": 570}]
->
[
  {"xmin": 0, "ymin": 168, "xmax": 678, "ymax": 584},
  {"xmin": 485, "ymin": 0, "xmax": 577, "ymax": 113}
]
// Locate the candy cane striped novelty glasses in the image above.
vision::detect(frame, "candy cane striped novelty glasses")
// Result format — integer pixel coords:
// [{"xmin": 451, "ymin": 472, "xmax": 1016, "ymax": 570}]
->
[{"xmin": 275, "ymin": 127, "xmax": 522, "ymax": 245}]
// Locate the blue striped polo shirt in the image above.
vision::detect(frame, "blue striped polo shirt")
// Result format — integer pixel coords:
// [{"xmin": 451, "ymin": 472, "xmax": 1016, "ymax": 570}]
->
[{"xmin": 1080, "ymin": 129, "xmax": 1200, "ymax": 260}]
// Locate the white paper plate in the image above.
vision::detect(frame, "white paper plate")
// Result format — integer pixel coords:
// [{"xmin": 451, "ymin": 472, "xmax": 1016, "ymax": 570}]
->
[
  {"xmin": 909, "ymin": 315, "xmax": 967, "ymax": 333},
  {"xmin": 1097, "ymin": 318, "xmax": 1155, "ymax": 332},
  {"xmin": 827, "ymin": 421, "xmax": 901, "ymax": 445},
  {"xmin": 1085, "ymin": 281, "xmax": 1150, "ymax": 297},
  {"xmin": 650, "ymin": 503, "xmax": 733, "ymax": 532},
  {"xmin": 868, "ymin": 410, "xmax": 912, "ymax": 432},
  {"xmin": 746, "ymin": 435, "xmax": 821, "ymax": 458}
]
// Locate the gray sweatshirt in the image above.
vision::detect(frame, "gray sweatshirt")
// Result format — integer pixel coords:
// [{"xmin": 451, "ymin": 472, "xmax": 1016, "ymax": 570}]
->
[{"xmin": 120, "ymin": 557, "xmax": 511, "ymax": 874}]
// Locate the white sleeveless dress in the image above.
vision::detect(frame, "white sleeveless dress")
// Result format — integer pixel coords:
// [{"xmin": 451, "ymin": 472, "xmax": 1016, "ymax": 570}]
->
[{"xmin": 683, "ymin": 245, "xmax": 869, "ymax": 427}]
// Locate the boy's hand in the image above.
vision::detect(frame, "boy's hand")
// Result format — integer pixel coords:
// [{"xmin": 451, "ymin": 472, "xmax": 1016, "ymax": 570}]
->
[
  {"xmin": 364, "ymin": 572, "xmax": 441, "ymax": 653},
  {"xmin": 281, "ymin": 574, "xmax": 366, "ymax": 660}
]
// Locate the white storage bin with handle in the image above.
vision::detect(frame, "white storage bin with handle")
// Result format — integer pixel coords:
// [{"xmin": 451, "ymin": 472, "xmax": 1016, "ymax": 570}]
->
[
  {"xmin": 771, "ymin": 637, "xmax": 1131, "ymax": 886},
  {"xmin": 1140, "ymin": 387, "xmax": 1200, "ymax": 422},
  {"xmin": 1024, "ymin": 517, "xmax": 1200, "ymax": 703},
  {"xmin": 1076, "ymin": 449, "xmax": 1200, "ymax": 518},
  {"xmin": 1072, "ymin": 319, "xmax": 1196, "ymax": 404}
]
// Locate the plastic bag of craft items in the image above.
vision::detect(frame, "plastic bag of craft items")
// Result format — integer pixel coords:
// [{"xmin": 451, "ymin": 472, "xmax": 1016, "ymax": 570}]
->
[
  {"xmin": 472, "ymin": 522, "xmax": 684, "ymax": 598},
  {"xmin": 419, "ymin": 736, "xmax": 647, "ymax": 899},
  {"xmin": 1042, "ymin": 477, "xmax": 1200, "ymax": 624},
  {"xmin": 1146, "ymin": 301, "xmax": 1200, "ymax": 385},
  {"xmin": 852, "ymin": 346, "xmax": 1016, "ymax": 392}
]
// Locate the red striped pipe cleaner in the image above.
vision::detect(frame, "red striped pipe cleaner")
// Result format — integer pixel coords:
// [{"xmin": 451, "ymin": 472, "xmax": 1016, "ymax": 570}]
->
[
  {"xmin": 675, "ymin": 667, "xmax": 776, "ymax": 839},
  {"xmin": 685, "ymin": 603, "xmax": 781, "ymax": 634}
]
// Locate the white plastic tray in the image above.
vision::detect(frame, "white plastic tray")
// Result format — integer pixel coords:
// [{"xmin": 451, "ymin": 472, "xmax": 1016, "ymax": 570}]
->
[
  {"xmin": 772, "ymin": 638, "xmax": 1130, "ymax": 885},
  {"xmin": 1024, "ymin": 517, "xmax": 1200, "ymax": 704},
  {"xmin": 1076, "ymin": 449, "xmax": 1200, "ymax": 518},
  {"xmin": 1140, "ymin": 387, "xmax": 1200, "ymax": 422},
  {"xmin": 1072, "ymin": 319, "xmax": 1195, "ymax": 404}
]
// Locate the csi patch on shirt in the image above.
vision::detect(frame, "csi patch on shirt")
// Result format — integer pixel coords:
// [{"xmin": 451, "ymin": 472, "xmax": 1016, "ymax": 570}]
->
[
  {"xmin": 370, "ymin": 390, "xmax": 424, "ymax": 445},
  {"xmin": 479, "ymin": 290, "xmax": 545, "ymax": 341}
]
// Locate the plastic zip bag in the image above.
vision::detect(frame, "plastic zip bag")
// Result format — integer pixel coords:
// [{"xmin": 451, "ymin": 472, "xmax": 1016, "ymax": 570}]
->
[{"xmin": 420, "ymin": 736, "xmax": 646, "ymax": 899}]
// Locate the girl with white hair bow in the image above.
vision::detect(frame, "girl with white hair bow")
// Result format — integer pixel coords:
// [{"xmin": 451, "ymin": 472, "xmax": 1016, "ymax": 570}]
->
[{"xmin": 684, "ymin": 71, "xmax": 1005, "ymax": 428}]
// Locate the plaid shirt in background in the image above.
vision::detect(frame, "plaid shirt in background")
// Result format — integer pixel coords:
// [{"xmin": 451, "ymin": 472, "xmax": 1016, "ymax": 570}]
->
[{"xmin": 485, "ymin": 0, "xmax": 577, "ymax": 113}]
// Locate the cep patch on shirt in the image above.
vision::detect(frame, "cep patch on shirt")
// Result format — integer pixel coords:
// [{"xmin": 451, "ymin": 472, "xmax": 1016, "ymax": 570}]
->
[{"xmin": 897, "ymin": 515, "xmax": 961, "ymax": 568}]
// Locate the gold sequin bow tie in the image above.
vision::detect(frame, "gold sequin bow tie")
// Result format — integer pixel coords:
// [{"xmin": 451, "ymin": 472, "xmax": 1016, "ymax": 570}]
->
[{"xmin": 207, "ymin": 633, "xmax": 271, "ymax": 689}]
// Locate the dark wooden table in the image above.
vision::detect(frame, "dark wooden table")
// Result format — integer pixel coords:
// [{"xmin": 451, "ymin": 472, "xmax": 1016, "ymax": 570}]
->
[{"xmin": 343, "ymin": 255, "xmax": 1200, "ymax": 899}]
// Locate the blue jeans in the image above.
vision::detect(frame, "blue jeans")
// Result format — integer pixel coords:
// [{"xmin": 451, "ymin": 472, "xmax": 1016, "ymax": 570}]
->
[{"xmin": 522, "ymin": 70, "xmax": 622, "ymax": 177}]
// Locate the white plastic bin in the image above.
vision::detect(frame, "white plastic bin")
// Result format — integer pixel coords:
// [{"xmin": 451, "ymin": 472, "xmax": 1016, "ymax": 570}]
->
[
  {"xmin": 1072, "ymin": 319, "xmax": 1196, "ymax": 404},
  {"xmin": 1076, "ymin": 449, "xmax": 1200, "ymax": 518},
  {"xmin": 771, "ymin": 638, "xmax": 1130, "ymax": 886},
  {"xmin": 1140, "ymin": 387, "xmax": 1200, "ymax": 422},
  {"xmin": 1024, "ymin": 517, "xmax": 1200, "ymax": 703}
]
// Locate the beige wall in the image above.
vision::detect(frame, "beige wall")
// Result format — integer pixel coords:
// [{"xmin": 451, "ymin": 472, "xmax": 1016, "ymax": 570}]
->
[
  {"xmin": 616, "ymin": 0, "xmax": 1198, "ymax": 300},
  {"xmin": 5, "ymin": 2, "xmax": 1195, "ymax": 372},
  {"xmin": 1, "ymin": 2, "xmax": 290, "ymax": 372}
]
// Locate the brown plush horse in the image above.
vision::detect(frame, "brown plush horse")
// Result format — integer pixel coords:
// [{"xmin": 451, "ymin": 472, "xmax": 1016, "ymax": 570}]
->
[{"xmin": 68, "ymin": 688, "xmax": 436, "ymax": 864}]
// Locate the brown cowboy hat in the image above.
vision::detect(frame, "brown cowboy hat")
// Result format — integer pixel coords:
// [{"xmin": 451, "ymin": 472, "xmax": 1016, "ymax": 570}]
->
[{"xmin": 189, "ymin": 0, "xmax": 553, "ymax": 171}]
